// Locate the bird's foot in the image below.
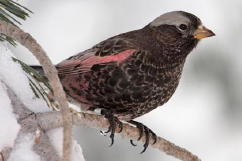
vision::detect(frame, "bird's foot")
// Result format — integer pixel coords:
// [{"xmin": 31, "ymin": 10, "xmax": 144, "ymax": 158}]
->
[
  {"xmin": 128, "ymin": 120, "xmax": 157, "ymax": 153},
  {"xmin": 101, "ymin": 109, "xmax": 123, "ymax": 146}
]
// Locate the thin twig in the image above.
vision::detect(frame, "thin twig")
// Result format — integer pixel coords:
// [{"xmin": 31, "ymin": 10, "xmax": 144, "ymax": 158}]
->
[
  {"xmin": 0, "ymin": 21, "xmax": 72, "ymax": 161},
  {"xmin": 37, "ymin": 111, "xmax": 201, "ymax": 161}
]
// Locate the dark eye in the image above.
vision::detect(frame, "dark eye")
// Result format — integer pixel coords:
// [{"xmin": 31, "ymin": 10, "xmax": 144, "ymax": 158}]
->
[{"xmin": 179, "ymin": 24, "xmax": 188, "ymax": 30}]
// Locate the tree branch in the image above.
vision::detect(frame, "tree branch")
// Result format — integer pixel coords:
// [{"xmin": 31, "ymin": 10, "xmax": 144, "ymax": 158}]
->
[
  {"xmin": 37, "ymin": 111, "xmax": 201, "ymax": 161},
  {"xmin": 0, "ymin": 21, "xmax": 72, "ymax": 161},
  {"xmin": 3, "ymin": 81, "xmax": 61, "ymax": 161}
]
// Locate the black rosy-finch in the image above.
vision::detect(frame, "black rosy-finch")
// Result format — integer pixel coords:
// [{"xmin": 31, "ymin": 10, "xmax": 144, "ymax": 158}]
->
[{"xmin": 32, "ymin": 11, "xmax": 215, "ymax": 152}]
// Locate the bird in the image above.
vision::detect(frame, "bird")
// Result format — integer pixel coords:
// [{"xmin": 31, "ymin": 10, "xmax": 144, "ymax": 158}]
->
[{"xmin": 31, "ymin": 11, "xmax": 215, "ymax": 152}]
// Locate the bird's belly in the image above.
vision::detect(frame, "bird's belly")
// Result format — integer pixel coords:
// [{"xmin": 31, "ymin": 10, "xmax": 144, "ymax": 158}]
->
[
  {"xmin": 118, "ymin": 78, "xmax": 180, "ymax": 120},
  {"xmin": 60, "ymin": 63, "xmax": 182, "ymax": 120}
]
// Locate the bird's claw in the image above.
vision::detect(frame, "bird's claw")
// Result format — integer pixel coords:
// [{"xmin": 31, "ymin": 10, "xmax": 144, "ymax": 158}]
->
[
  {"xmin": 128, "ymin": 120, "xmax": 157, "ymax": 153},
  {"xmin": 130, "ymin": 140, "xmax": 137, "ymax": 146},
  {"xmin": 101, "ymin": 110, "xmax": 123, "ymax": 146}
]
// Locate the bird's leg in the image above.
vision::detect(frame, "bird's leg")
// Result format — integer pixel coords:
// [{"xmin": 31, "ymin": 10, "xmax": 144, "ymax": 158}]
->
[
  {"xmin": 128, "ymin": 120, "xmax": 157, "ymax": 153},
  {"xmin": 101, "ymin": 109, "xmax": 123, "ymax": 146}
]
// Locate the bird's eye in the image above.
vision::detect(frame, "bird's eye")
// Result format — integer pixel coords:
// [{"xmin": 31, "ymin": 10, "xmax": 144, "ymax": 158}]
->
[{"xmin": 178, "ymin": 24, "xmax": 188, "ymax": 31}]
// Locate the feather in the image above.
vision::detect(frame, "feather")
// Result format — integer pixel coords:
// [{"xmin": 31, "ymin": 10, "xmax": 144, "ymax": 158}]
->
[{"xmin": 57, "ymin": 49, "xmax": 136, "ymax": 75}]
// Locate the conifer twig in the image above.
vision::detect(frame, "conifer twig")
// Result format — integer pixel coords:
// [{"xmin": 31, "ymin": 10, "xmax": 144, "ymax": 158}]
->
[{"xmin": 0, "ymin": 21, "xmax": 72, "ymax": 161}]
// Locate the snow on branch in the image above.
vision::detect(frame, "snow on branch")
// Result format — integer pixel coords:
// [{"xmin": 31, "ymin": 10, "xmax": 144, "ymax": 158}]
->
[
  {"xmin": 0, "ymin": 21, "xmax": 72, "ymax": 161},
  {"xmin": 0, "ymin": 21, "xmax": 201, "ymax": 161},
  {"xmin": 0, "ymin": 80, "xmax": 85, "ymax": 161}
]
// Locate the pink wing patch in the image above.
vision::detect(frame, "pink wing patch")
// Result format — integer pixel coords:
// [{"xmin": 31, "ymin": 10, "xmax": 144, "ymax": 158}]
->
[
  {"xmin": 81, "ymin": 49, "xmax": 136, "ymax": 65},
  {"xmin": 57, "ymin": 49, "xmax": 136, "ymax": 75}
]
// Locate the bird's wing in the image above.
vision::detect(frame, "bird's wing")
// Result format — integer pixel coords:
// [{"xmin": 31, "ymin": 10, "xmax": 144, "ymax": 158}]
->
[{"xmin": 56, "ymin": 38, "xmax": 137, "ymax": 75}]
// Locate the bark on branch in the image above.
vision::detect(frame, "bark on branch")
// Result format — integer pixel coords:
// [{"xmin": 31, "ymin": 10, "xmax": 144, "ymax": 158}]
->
[
  {"xmin": 0, "ymin": 147, "xmax": 12, "ymax": 161},
  {"xmin": 0, "ymin": 21, "xmax": 72, "ymax": 161},
  {"xmin": 37, "ymin": 111, "xmax": 201, "ymax": 161}
]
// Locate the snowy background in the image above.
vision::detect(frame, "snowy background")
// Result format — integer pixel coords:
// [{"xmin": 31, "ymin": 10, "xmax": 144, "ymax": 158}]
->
[{"xmin": 3, "ymin": 0, "xmax": 242, "ymax": 161}]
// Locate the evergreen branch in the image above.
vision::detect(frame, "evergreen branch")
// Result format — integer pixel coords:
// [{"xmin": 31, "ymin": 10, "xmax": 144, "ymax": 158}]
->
[
  {"xmin": 8, "ymin": 0, "xmax": 33, "ymax": 14},
  {"xmin": 0, "ymin": 10, "xmax": 15, "ymax": 25},
  {"xmin": 0, "ymin": 0, "xmax": 31, "ymax": 20},
  {"xmin": 0, "ymin": 20, "xmax": 73, "ymax": 161},
  {"xmin": 0, "ymin": 0, "xmax": 32, "ymax": 45},
  {"xmin": 0, "ymin": 7, "xmax": 21, "ymax": 25},
  {"xmin": 12, "ymin": 57, "xmax": 52, "ymax": 91},
  {"xmin": 0, "ymin": 33, "xmax": 16, "ymax": 45},
  {"xmin": 12, "ymin": 57, "xmax": 57, "ymax": 109}
]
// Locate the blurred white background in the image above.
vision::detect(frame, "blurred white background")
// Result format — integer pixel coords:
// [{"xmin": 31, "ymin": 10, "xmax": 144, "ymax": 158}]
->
[{"xmin": 10, "ymin": 0, "xmax": 242, "ymax": 161}]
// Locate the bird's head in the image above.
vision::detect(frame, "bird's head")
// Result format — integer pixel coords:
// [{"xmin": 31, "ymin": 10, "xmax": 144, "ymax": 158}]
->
[{"xmin": 149, "ymin": 11, "xmax": 215, "ymax": 45}]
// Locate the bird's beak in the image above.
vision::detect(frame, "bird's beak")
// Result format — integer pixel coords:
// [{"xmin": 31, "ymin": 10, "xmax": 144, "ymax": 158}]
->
[{"xmin": 193, "ymin": 25, "xmax": 215, "ymax": 40}]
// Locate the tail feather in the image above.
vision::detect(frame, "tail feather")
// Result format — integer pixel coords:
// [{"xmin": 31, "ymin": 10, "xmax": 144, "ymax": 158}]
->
[{"xmin": 30, "ymin": 65, "xmax": 45, "ymax": 76}]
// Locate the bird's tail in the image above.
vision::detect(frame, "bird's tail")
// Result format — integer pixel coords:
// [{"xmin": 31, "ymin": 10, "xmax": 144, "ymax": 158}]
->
[{"xmin": 30, "ymin": 65, "xmax": 45, "ymax": 76}]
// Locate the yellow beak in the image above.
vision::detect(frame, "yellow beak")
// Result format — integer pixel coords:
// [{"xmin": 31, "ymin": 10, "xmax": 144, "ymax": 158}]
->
[{"xmin": 193, "ymin": 25, "xmax": 215, "ymax": 40}]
